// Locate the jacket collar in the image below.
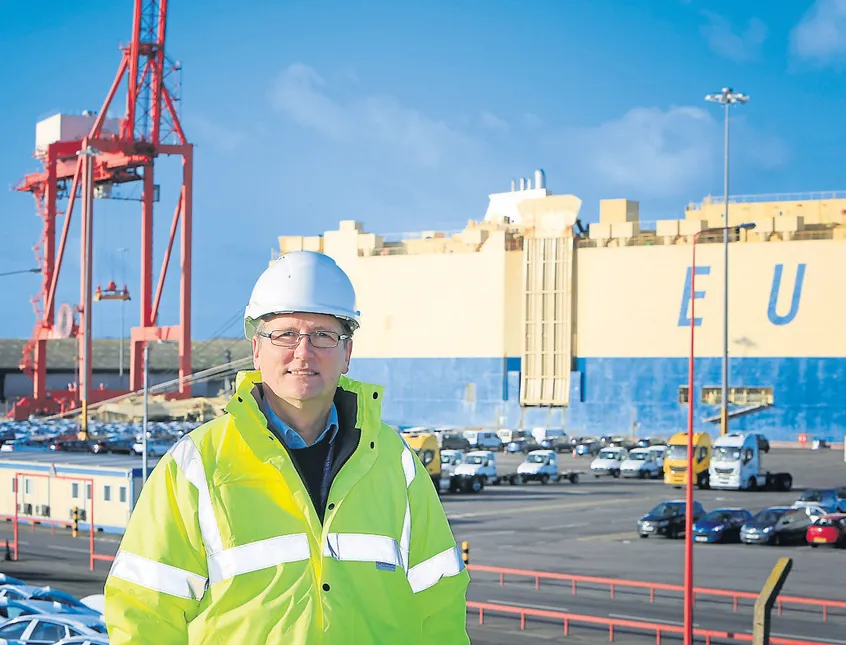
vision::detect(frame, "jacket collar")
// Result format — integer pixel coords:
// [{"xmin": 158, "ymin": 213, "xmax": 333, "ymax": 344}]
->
[{"xmin": 225, "ymin": 371, "xmax": 385, "ymax": 463}]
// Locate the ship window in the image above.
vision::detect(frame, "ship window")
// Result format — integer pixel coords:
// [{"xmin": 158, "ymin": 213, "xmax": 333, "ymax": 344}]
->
[
  {"xmin": 700, "ymin": 387, "xmax": 774, "ymax": 406},
  {"xmin": 678, "ymin": 386, "xmax": 690, "ymax": 405}
]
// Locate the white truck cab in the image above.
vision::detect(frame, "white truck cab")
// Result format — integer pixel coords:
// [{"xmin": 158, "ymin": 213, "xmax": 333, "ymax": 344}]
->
[
  {"xmin": 590, "ymin": 446, "xmax": 628, "ymax": 478},
  {"xmin": 709, "ymin": 432, "xmax": 792, "ymax": 491},
  {"xmin": 621, "ymin": 447, "xmax": 662, "ymax": 479},
  {"xmin": 440, "ymin": 449, "xmax": 464, "ymax": 474},
  {"xmin": 518, "ymin": 449, "xmax": 558, "ymax": 483},
  {"xmin": 454, "ymin": 450, "xmax": 498, "ymax": 486}
]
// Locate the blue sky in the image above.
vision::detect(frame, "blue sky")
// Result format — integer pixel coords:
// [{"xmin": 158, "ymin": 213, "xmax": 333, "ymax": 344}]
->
[{"xmin": 1, "ymin": 0, "xmax": 845, "ymax": 343}]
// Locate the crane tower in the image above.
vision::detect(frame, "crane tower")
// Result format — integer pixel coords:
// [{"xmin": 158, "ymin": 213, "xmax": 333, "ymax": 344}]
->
[{"xmin": 13, "ymin": 0, "xmax": 193, "ymax": 425}]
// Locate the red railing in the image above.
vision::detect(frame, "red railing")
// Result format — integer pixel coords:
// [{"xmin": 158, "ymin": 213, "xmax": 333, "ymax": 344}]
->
[
  {"xmin": 467, "ymin": 600, "xmax": 837, "ymax": 645},
  {"xmin": 467, "ymin": 565, "xmax": 846, "ymax": 621}
]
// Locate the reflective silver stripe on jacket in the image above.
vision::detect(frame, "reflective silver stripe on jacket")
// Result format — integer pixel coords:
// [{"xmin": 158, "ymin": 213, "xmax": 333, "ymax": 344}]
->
[
  {"xmin": 110, "ymin": 551, "xmax": 207, "ymax": 600},
  {"xmin": 407, "ymin": 546, "xmax": 465, "ymax": 593},
  {"xmin": 209, "ymin": 534, "xmax": 311, "ymax": 584},
  {"xmin": 323, "ymin": 533, "xmax": 404, "ymax": 568}
]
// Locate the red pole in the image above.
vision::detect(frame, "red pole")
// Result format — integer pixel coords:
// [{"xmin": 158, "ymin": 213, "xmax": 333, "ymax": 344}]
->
[
  {"xmin": 684, "ymin": 233, "xmax": 698, "ymax": 645},
  {"xmin": 13, "ymin": 474, "xmax": 19, "ymax": 561},
  {"xmin": 89, "ymin": 479, "xmax": 95, "ymax": 571}
]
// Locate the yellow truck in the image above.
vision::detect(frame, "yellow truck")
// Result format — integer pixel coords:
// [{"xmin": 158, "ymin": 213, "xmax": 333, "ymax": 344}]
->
[
  {"xmin": 401, "ymin": 432, "xmax": 442, "ymax": 491},
  {"xmin": 663, "ymin": 431, "xmax": 712, "ymax": 489}
]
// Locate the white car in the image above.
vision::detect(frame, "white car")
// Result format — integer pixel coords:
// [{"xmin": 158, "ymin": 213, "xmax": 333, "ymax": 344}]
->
[
  {"xmin": 0, "ymin": 613, "xmax": 107, "ymax": 644},
  {"xmin": 620, "ymin": 448, "xmax": 662, "ymax": 479},
  {"xmin": 590, "ymin": 447, "xmax": 628, "ymax": 478},
  {"xmin": 131, "ymin": 439, "xmax": 171, "ymax": 457}
]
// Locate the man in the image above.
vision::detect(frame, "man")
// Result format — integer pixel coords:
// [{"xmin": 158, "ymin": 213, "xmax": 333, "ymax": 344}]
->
[{"xmin": 104, "ymin": 251, "xmax": 470, "ymax": 644}]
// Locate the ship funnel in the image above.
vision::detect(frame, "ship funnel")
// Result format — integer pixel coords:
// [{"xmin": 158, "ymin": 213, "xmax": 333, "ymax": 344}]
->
[
  {"xmin": 534, "ymin": 169, "xmax": 546, "ymax": 190},
  {"xmin": 519, "ymin": 177, "xmax": 526, "ymax": 190}
]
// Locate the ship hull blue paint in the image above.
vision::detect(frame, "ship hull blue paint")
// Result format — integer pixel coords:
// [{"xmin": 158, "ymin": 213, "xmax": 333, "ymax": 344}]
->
[{"xmin": 348, "ymin": 356, "xmax": 846, "ymax": 442}]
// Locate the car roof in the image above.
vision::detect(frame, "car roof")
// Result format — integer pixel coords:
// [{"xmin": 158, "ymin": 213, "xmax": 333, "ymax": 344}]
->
[{"xmin": 3, "ymin": 613, "xmax": 105, "ymax": 629}]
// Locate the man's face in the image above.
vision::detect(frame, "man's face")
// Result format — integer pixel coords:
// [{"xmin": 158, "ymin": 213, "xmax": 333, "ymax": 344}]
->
[{"xmin": 252, "ymin": 312, "xmax": 353, "ymax": 404}]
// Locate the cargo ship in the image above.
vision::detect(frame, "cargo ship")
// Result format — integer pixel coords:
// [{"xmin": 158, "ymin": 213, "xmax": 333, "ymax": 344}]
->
[{"xmin": 274, "ymin": 170, "xmax": 846, "ymax": 442}]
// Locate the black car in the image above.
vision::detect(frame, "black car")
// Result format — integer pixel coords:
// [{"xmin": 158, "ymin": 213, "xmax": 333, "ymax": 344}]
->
[
  {"xmin": 740, "ymin": 507, "xmax": 811, "ymax": 545},
  {"xmin": 638, "ymin": 500, "xmax": 706, "ymax": 539},
  {"xmin": 439, "ymin": 432, "xmax": 471, "ymax": 451}
]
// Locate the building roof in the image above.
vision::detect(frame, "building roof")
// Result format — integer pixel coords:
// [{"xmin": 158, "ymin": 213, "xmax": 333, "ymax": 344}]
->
[
  {"xmin": 0, "ymin": 450, "xmax": 159, "ymax": 472},
  {"xmin": 0, "ymin": 338, "xmax": 251, "ymax": 372}
]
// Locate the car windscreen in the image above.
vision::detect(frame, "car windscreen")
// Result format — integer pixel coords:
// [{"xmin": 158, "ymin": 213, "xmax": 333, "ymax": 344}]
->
[
  {"xmin": 628, "ymin": 452, "xmax": 647, "ymax": 461},
  {"xmin": 667, "ymin": 445, "xmax": 687, "ymax": 460},
  {"xmin": 700, "ymin": 511, "xmax": 733, "ymax": 523},
  {"xmin": 799, "ymin": 490, "xmax": 825, "ymax": 502},
  {"xmin": 753, "ymin": 509, "xmax": 785, "ymax": 524},
  {"xmin": 598, "ymin": 450, "xmax": 620, "ymax": 460},
  {"xmin": 713, "ymin": 447, "xmax": 741, "ymax": 461},
  {"xmin": 649, "ymin": 503, "xmax": 683, "ymax": 517},
  {"xmin": 465, "ymin": 455, "xmax": 484, "ymax": 465},
  {"xmin": 527, "ymin": 454, "xmax": 546, "ymax": 463}
]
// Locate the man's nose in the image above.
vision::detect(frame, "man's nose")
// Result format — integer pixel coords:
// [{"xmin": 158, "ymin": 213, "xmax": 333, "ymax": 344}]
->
[{"xmin": 293, "ymin": 334, "xmax": 315, "ymax": 358}]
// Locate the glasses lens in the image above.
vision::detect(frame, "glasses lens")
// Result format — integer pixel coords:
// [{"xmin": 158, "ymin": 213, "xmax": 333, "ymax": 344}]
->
[
  {"xmin": 310, "ymin": 331, "xmax": 340, "ymax": 348},
  {"xmin": 269, "ymin": 331, "xmax": 300, "ymax": 347}
]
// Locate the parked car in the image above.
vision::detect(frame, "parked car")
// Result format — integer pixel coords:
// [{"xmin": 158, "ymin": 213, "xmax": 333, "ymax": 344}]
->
[
  {"xmin": 590, "ymin": 447, "xmax": 628, "ymax": 478},
  {"xmin": 835, "ymin": 487, "xmax": 846, "ymax": 511},
  {"xmin": 751, "ymin": 433, "xmax": 770, "ymax": 454},
  {"xmin": 793, "ymin": 488, "xmax": 844, "ymax": 514},
  {"xmin": 55, "ymin": 637, "xmax": 110, "ymax": 645},
  {"xmin": 505, "ymin": 430, "xmax": 539, "ymax": 454},
  {"xmin": 573, "ymin": 438, "xmax": 601, "ymax": 456},
  {"xmin": 692, "ymin": 508, "xmax": 753, "ymax": 543},
  {"xmin": 462, "ymin": 430, "xmax": 502, "ymax": 452},
  {"xmin": 741, "ymin": 507, "xmax": 811, "ymax": 546},
  {"xmin": 0, "ymin": 586, "xmax": 98, "ymax": 614},
  {"xmin": 0, "ymin": 613, "xmax": 107, "ymax": 644},
  {"xmin": 806, "ymin": 513, "xmax": 846, "ymax": 548},
  {"xmin": 638, "ymin": 500, "xmax": 705, "ymax": 539},
  {"xmin": 438, "ymin": 432, "xmax": 470, "ymax": 451},
  {"xmin": 620, "ymin": 448, "xmax": 662, "ymax": 479},
  {"xmin": 0, "ymin": 598, "xmax": 80, "ymax": 620}
]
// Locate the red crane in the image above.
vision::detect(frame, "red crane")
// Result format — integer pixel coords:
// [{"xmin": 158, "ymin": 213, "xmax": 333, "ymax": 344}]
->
[{"xmin": 12, "ymin": 0, "xmax": 192, "ymax": 427}]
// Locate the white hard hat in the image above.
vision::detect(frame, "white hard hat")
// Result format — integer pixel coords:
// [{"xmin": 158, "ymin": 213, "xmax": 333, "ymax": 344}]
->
[{"xmin": 244, "ymin": 251, "xmax": 360, "ymax": 339}]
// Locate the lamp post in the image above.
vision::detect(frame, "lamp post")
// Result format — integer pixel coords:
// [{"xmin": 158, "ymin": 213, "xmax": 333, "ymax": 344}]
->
[
  {"xmin": 684, "ymin": 222, "xmax": 756, "ymax": 645},
  {"xmin": 77, "ymin": 144, "xmax": 100, "ymax": 441},
  {"xmin": 705, "ymin": 88, "xmax": 748, "ymax": 437}
]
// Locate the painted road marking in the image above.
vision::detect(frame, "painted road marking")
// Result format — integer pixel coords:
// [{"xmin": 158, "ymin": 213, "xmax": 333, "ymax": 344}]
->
[
  {"xmin": 541, "ymin": 522, "xmax": 588, "ymax": 530},
  {"xmin": 448, "ymin": 497, "xmax": 644, "ymax": 521},
  {"xmin": 609, "ymin": 613, "xmax": 699, "ymax": 627},
  {"xmin": 577, "ymin": 531, "xmax": 640, "ymax": 542},
  {"xmin": 486, "ymin": 599, "xmax": 570, "ymax": 613},
  {"xmin": 49, "ymin": 544, "xmax": 91, "ymax": 554}
]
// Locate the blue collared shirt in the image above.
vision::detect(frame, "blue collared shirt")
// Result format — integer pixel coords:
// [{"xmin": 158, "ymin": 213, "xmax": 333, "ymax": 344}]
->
[{"xmin": 260, "ymin": 396, "xmax": 339, "ymax": 449}]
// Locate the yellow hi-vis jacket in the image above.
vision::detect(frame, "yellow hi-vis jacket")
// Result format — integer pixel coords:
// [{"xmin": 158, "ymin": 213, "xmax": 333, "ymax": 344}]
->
[{"xmin": 104, "ymin": 372, "xmax": 470, "ymax": 644}]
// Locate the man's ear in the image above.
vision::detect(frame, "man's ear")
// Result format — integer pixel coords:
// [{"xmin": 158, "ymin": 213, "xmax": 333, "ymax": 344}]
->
[{"xmin": 252, "ymin": 335, "xmax": 261, "ymax": 370}]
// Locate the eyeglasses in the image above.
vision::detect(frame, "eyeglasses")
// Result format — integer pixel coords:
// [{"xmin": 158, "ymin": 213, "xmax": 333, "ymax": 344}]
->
[{"xmin": 258, "ymin": 330, "xmax": 349, "ymax": 349}]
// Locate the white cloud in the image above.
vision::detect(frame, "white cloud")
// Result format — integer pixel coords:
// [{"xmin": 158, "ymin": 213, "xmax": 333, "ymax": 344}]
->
[
  {"xmin": 560, "ymin": 105, "xmax": 787, "ymax": 198},
  {"xmin": 480, "ymin": 111, "xmax": 509, "ymax": 133},
  {"xmin": 270, "ymin": 63, "xmax": 477, "ymax": 168},
  {"xmin": 700, "ymin": 11, "xmax": 767, "ymax": 62},
  {"xmin": 790, "ymin": 0, "xmax": 846, "ymax": 65},
  {"xmin": 565, "ymin": 106, "xmax": 719, "ymax": 197}
]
